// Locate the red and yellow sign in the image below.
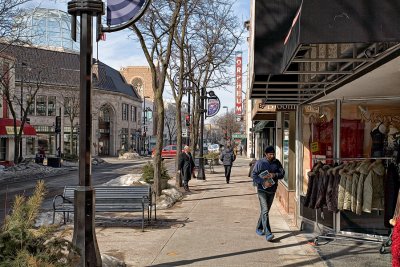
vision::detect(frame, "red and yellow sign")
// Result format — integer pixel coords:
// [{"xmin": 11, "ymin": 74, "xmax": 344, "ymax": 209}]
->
[
  {"xmin": 235, "ymin": 52, "xmax": 242, "ymax": 116},
  {"xmin": 311, "ymin": 142, "xmax": 320, "ymax": 153}
]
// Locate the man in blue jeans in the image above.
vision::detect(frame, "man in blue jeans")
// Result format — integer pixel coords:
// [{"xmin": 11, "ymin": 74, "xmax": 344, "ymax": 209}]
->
[{"xmin": 252, "ymin": 146, "xmax": 285, "ymax": 241}]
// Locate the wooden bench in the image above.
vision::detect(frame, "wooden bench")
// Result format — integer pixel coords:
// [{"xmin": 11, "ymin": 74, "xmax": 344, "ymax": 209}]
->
[{"xmin": 52, "ymin": 185, "xmax": 156, "ymax": 231}]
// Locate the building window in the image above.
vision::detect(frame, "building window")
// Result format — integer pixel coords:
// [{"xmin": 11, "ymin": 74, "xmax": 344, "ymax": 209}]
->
[
  {"xmin": 64, "ymin": 97, "xmax": 71, "ymax": 116},
  {"xmin": 36, "ymin": 95, "xmax": 47, "ymax": 116},
  {"xmin": 120, "ymin": 128, "xmax": 128, "ymax": 150},
  {"xmin": 48, "ymin": 96, "xmax": 56, "ymax": 116},
  {"xmin": 131, "ymin": 106, "xmax": 137, "ymax": 122},
  {"xmin": 122, "ymin": 103, "xmax": 128, "ymax": 121},
  {"xmin": 26, "ymin": 137, "xmax": 35, "ymax": 156},
  {"xmin": 0, "ymin": 138, "xmax": 5, "ymax": 161},
  {"xmin": 27, "ymin": 96, "xmax": 35, "ymax": 115}
]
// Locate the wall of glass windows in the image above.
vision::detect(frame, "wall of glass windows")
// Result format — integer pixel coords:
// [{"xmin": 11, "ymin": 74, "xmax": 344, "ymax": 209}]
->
[{"xmin": 19, "ymin": 8, "xmax": 80, "ymax": 52}]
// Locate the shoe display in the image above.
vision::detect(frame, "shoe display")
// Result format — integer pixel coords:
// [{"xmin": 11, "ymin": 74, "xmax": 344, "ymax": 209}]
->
[
  {"xmin": 256, "ymin": 229, "xmax": 264, "ymax": 236},
  {"xmin": 266, "ymin": 234, "xmax": 274, "ymax": 241}
]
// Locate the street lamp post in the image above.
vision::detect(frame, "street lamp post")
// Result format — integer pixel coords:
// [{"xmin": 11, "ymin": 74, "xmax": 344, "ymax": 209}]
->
[
  {"xmin": 197, "ymin": 87, "xmax": 207, "ymax": 180},
  {"xmin": 142, "ymin": 96, "xmax": 150, "ymax": 155},
  {"xmin": 222, "ymin": 106, "xmax": 228, "ymax": 142},
  {"xmin": 67, "ymin": 1, "xmax": 103, "ymax": 266}
]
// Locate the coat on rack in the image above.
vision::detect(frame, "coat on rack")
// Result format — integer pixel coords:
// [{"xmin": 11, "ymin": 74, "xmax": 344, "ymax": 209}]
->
[
  {"xmin": 363, "ymin": 160, "xmax": 385, "ymax": 213},
  {"xmin": 355, "ymin": 161, "xmax": 371, "ymax": 215},
  {"xmin": 326, "ymin": 164, "xmax": 344, "ymax": 212},
  {"xmin": 315, "ymin": 165, "xmax": 331, "ymax": 209}
]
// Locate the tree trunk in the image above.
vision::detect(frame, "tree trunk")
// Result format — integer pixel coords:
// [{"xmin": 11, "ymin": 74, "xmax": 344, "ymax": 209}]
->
[
  {"xmin": 153, "ymin": 91, "xmax": 165, "ymax": 197},
  {"xmin": 13, "ymin": 119, "xmax": 19, "ymax": 164},
  {"xmin": 70, "ymin": 130, "xmax": 74, "ymax": 156},
  {"xmin": 175, "ymin": 101, "xmax": 183, "ymax": 187}
]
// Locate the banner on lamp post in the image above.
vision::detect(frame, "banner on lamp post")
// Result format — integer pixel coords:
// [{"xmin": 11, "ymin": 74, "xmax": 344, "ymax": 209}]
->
[
  {"xmin": 103, "ymin": 0, "xmax": 151, "ymax": 32},
  {"xmin": 206, "ymin": 97, "xmax": 220, "ymax": 118},
  {"xmin": 235, "ymin": 52, "xmax": 242, "ymax": 116}
]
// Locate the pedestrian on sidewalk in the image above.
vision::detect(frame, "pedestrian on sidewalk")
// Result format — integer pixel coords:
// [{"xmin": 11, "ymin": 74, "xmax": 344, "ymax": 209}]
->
[
  {"xmin": 220, "ymin": 144, "xmax": 236, "ymax": 183},
  {"xmin": 178, "ymin": 145, "xmax": 195, "ymax": 192},
  {"xmin": 252, "ymin": 146, "xmax": 285, "ymax": 241}
]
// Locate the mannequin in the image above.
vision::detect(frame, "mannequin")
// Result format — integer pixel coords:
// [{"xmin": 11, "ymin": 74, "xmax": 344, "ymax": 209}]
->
[{"xmin": 370, "ymin": 122, "xmax": 387, "ymax": 157}]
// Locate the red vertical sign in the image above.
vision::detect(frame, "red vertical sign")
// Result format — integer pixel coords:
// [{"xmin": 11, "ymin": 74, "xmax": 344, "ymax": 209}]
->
[{"xmin": 235, "ymin": 53, "xmax": 242, "ymax": 116}]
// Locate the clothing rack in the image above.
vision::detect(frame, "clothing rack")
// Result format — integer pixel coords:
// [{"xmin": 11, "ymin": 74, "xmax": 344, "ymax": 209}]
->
[{"xmin": 311, "ymin": 156, "xmax": 394, "ymax": 253}]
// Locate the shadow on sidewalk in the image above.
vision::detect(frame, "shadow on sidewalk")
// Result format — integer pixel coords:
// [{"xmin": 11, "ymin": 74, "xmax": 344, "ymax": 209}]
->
[
  {"xmin": 95, "ymin": 216, "xmax": 193, "ymax": 231},
  {"xmin": 149, "ymin": 240, "xmax": 310, "ymax": 267},
  {"xmin": 181, "ymin": 193, "xmax": 257, "ymax": 202}
]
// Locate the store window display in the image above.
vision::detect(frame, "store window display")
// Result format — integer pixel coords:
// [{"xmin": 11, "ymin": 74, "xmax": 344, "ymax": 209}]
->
[{"xmin": 300, "ymin": 99, "xmax": 400, "ymax": 235}]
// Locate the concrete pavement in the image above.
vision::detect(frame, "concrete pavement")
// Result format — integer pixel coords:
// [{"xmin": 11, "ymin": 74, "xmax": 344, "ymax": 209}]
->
[{"xmin": 95, "ymin": 157, "xmax": 326, "ymax": 266}]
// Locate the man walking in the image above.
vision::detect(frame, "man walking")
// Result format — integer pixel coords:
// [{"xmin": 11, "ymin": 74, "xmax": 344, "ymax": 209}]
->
[
  {"xmin": 220, "ymin": 144, "xmax": 236, "ymax": 184},
  {"xmin": 178, "ymin": 145, "xmax": 195, "ymax": 192},
  {"xmin": 252, "ymin": 146, "xmax": 285, "ymax": 241}
]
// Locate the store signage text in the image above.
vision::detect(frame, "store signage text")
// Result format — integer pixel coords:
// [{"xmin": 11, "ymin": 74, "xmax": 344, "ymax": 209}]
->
[
  {"xmin": 360, "ymin": 111, "xmax": 400, "ymax": 124},
  {"xmin": 6, "ymin": 126, "xmax": 21, "ymax": 135},
  {"xmin": 235, "ymin": 53, "xmax": 243, "ymax": 116},
  {"xmin": 258, "ymin": 103, "xmax": 297, "ymax": 111}
]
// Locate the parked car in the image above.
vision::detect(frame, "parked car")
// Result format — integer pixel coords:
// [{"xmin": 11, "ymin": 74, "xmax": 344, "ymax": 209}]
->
[{"xmin": 152, "ymin": 144, "xmax": 185, "ymax": 159}]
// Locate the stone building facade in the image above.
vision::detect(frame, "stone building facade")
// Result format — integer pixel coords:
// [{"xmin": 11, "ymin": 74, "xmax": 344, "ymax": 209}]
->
[
  {"xmin": 120, "ymin": 66, "xmax": 156, "ymax": 153},
  {"xmin": 0, "ymin": 44, "xmax": 143, "ymax": 160}
]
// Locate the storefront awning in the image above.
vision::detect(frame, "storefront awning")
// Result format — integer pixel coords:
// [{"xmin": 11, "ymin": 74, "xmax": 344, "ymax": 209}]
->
[
  {"xmin": 0, "ymin": 118, "xmax": 37, "ymax": 138},
  {"xmin": 251, "ymin": 0, "xmax": 400, "ymax": 104}
]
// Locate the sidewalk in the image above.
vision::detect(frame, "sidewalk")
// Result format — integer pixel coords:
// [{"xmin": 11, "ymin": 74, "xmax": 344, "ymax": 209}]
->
[{"xmin": 95, "ymin": 157, "xmax": 326, "ymax": 266}]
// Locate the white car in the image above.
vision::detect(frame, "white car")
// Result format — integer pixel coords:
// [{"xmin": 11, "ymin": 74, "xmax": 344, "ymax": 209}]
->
[{"xmin": 208, "ymin": 144, "xmax": 220, "ymax": 153}]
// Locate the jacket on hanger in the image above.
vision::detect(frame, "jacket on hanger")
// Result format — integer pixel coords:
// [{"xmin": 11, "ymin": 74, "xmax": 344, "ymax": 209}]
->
[
  {"xmin": 355, "ymin": 160, "xmax": 371, "ymax": 215},
  {"xmin": 363, "ymin": 160, "xmax": 385, "ymax": 213}
]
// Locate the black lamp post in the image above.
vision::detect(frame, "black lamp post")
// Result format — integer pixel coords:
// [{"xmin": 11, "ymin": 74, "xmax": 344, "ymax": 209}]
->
[
  {"xmin": 197, "ymin": 89, "xmax": 216, "ymax": 180},
  {"xmin": 142, "ymin": 96, "xmax": 149, "ymax": 155},
  {"xmin": 67, "ymin": 1, "xmax": 103, "ymax": 266},
  {"xmin": 222, "ymin": 106, "xmax": 228, "ymax": 142}
]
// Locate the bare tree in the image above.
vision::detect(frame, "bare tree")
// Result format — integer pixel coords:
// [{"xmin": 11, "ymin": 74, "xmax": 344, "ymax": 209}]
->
[
  {"xmin": 58, "ymin": 89, "xmax": 80, "ymax": 157},
  {"xmin": 131, "ymin": 0, "xmax": 183, "ymax": 196},
  {"xmin": 184, "ymin": 0, "xmax": 242, "ymax": 155},
  {"xmin": 164, "ymin": 103, "xmax": 178, "ymax": 145},
  {"xmin": 0, "ymin": 58, "xmax": 44, "ymax": 163},
  {"xmin": 166, "ymin": 0, "xmax": 200, "ymax": 187},
  {"xmin": 215, "ymin": 110, "xmax": 242, "ymax": 141},
  {"xmin": 0, "ymin": 0, "xmax": 33, "ymax": 53}
]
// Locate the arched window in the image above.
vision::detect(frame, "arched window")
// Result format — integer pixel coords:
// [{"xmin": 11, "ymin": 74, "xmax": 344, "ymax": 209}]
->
[{"xmin": 131, "ymin": 78, "xmax": 144, "ymax": 96}]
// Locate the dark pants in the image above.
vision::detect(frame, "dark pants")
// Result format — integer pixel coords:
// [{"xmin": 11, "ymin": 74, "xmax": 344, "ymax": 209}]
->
[
  {"xmin": 181, "ymin": 169, "xmax": 191, "ymax": 191},
  {"xmin": 224, "ymin": 165, "xmax": 232, "ymax": 183},
  {"xmin": 256, "ymin": 190, "xmax": 275, "ymax": 235}
]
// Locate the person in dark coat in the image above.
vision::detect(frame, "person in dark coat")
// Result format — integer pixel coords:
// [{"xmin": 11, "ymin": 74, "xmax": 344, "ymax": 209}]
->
[
  {"xmin": 219, "ymin": 144, "xmax": 236, "ymax": 183},
  {"xmin": 252, "ymin": 146, "xmax": 285, "ymax": 242},
  {"xmin": 178, "ymin": 145, "xmax": 195, "ymax": 192}
]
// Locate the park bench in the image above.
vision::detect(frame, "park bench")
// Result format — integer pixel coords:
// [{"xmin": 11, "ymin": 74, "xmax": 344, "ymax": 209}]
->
[{"xmin": 52, "ymin": 185, "xmax": 156, "ymax": 231}]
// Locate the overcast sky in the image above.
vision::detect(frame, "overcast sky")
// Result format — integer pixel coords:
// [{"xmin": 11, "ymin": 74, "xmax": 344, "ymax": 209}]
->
[{"xmin": 28, "ymin": 0, "xmax": 250, "ymax": 114}]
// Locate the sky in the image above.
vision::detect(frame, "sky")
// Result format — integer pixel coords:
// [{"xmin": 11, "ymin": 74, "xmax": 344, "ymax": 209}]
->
[{"xmin": 27, "ymin": 0, "xmax": 250, "ymax": 115}]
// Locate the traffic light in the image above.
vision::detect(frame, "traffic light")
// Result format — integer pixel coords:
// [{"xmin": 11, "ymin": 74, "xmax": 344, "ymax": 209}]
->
[{"xmin": 185, "ymin": 115, "xmax": 190, "ymax": 126}]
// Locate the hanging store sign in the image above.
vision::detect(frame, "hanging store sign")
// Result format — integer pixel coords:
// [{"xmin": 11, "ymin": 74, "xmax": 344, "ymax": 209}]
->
[{"xmin": 235, "ymin": 52, "xmax": 243, "ymax": 116}]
